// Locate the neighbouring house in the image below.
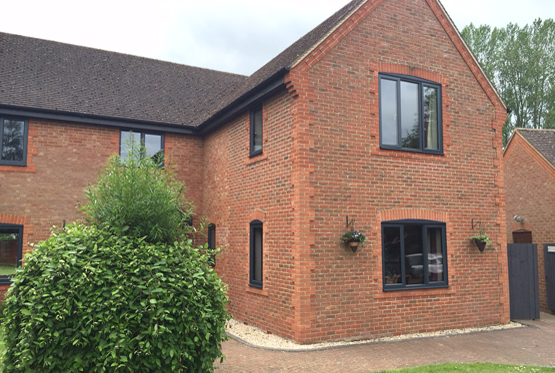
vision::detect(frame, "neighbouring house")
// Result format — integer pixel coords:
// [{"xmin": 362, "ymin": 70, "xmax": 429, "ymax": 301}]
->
[
  {"xmin": 0, "ymin": 0, "xmax": 510, "ymax": 343},
  {"xmin": 504, "ymin": 128, "xmax": 555, "ymax": 313}
]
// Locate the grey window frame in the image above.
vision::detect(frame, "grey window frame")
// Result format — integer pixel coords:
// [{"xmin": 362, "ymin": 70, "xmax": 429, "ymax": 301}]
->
[
  {"xmin": 0, "ymin": 224, "xmax": 23, "ymax": 284},
  {"xmin": 249, "ymin": 220, "xmax": 263, "ymax": 288},
  {"xmin": 208, "ymin": 223, "xmax": 216, "ymax": 267},
  {"xmin": 379, "ymin": 73, "xmax": 443, "ymax": 154},
  {"xmin": 0, "ymin": 116, "xmax": 29, "ymax": 166},
  {"xmin": 119, "ymin": 130, "xmax": 164, "ymax": 165},
  {"xmin": 249, "ymin": 105, "xmax": 263, "ymax": 157},
  {"xmin": 382, "ymin": 219, "xmax": 448, "ymax": 291}
]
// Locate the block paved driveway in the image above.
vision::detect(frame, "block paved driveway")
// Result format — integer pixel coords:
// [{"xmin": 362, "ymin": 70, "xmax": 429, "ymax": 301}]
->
[{"xmin": 215, "ymin": 312, "xmax": 555, "ymax": 373}]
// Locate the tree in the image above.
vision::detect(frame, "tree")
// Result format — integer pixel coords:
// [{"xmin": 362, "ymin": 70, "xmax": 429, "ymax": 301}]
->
[{"xmin": 461, "ymin": 19, "xmax": 555, "ymax": 146}]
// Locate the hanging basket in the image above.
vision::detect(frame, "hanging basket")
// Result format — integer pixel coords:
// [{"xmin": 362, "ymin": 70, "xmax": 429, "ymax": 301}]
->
[
  {"xmin": 473, "ymin": 238, "xmax": 487, "ymax": 252},
  {"xmin": 348, "ymin": 240, "xmax": 360, "ymax": 252}
]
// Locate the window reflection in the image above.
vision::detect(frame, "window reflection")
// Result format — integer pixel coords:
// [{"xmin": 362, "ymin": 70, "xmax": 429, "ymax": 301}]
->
[{"xmin": 1, "ymin": 119, "xmax": 25, "ymax": 162}]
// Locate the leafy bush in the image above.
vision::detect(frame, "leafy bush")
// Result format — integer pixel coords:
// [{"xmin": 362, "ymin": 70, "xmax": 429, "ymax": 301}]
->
[
  {"xmin": 1, "ymin": 224, "xmax": 228, "ymax": 372},
  {"xmin": 83, "ymin": 145, "xmax": 191, "ymax": 244}
]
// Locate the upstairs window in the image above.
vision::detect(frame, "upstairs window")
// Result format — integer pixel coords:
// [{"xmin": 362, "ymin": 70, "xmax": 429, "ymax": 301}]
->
[
  {"xmin": 0, "ymin": 117, "xmax": 28, "ymax": 166},
  {"xmin": 379, "ymin": 74, "xmax": 442, "ymax": 154},
  {"xmin": 0, "ymin": 224, "xmax": 23, "ymax": 284},
  {"xmin": 382, "ymin": 220, "xmax": 447, "ymax": 290},
  {"xmin": 249, "ymin": 220, "xmax": 263, "ymax": 288},
  {"xmin": 250, "ymin": 106, "xmax": 263, "ymax": 157},
  {"xmin": 120, "ymin": 130, "xmax": 164, "ymax": 165}
]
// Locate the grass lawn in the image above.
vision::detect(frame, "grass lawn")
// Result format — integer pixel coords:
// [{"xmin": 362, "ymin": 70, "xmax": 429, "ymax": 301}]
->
[
  {"xmin": 0, "ymin": 265, "xmax": 15, "ymax": 276},
  {"xmin": 376, "ymin": 363, "xmax": 555, "ymax": 372}
]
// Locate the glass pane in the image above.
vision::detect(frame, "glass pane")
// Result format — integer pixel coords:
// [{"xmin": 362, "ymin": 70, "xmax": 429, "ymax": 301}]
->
[
  {"xmin": 0, "ymin": 232, "xmax": 19, "ymax": 276},
  {"xmin": 427, "ymin": 227, "xmax": 444, "ymax": 282},
  {"xmin": 253, "ymin": 227, "xmax": 262, "ymax": 282},
  {"xmin": 145, "ymin": 134, "xmax": 163, "ymax": 163},
  {"xmin": 380, "ymin": 79, "xmax": 398, "ymax": 146},
  {"xmin": 208, "ymin": 226, "xmax": 215, "ymax": 250},
  {"xmin": 400, "ymin": 81, "xmax": 419, "ymax": 149},
  {"xmin": 383, "ymin": 226, "xmax": 402, "ymax": 284},
  {"xmin": 120, "ymin": 131, "xmax": 140, "ymax": 161},
  {"xmin": 404, "ymin": 225, "xmax": 424, "ymax": 284},
  {"xmin": 423, "ymin": 86, "xmax": 439, "ymax": 150},
  {"xmin": 252, "ymin": 109, "xmax": 263, "ymax": 153},
  {"xmin": 1, "ymin": 119, "xmax": 25, "ymax": 162}
]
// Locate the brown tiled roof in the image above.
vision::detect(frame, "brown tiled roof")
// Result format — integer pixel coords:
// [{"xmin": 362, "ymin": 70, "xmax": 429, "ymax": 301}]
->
[
  {"xmin": 0, "ymin": 0, "xmax": 366, "ymax": 129},
  {"xmin": 0, "ymin": 33, "xmax": 246, "ymax": 127},
  {"xmin": 517, "ymin": 128, "xmax": 555, "ymax": 167}
]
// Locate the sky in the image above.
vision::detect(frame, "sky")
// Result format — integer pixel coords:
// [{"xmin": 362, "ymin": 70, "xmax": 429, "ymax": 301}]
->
[{"xmin": 1, "ymin": 0, "xmax": 553, "ymax": 76}]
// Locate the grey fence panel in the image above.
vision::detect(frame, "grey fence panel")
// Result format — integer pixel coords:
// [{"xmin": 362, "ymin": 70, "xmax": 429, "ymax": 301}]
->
[
  {"xmin": 507, "ymin": 243, "xmax": 540, "ymax": 320},
  {"xmin": 544, "ymin": 244, "xmax": 555, "ymax": 310}
]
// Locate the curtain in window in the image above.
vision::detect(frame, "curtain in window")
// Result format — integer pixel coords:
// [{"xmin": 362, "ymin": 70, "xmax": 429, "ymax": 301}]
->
[{"xmin": 424, "ymin": 87, "xmax": 438, "ymax": 150}]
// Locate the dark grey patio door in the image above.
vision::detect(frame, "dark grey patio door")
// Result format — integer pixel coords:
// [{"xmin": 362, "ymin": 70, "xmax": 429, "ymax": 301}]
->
[
  {"xmin": 507, "ymin": 243, "xmax": 540, "ymax": 319},
  {"xmin": 544, "ymin": 244, "xmax": 555, "ymax": 310}
]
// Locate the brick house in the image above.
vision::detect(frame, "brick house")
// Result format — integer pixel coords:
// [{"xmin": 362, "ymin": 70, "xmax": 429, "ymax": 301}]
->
[
  {"xmin": 1, "ymin": 0, "xmax": 509, "ymax": 343},
  {"xmin": 504, "ymin": 128, "xmax": 555, "ymax": 313}
]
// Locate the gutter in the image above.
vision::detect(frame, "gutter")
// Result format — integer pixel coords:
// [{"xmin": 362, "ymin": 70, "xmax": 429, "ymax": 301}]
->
[
  {"xmin": 0, "ymin": 104, "xmax": 197, "ymax": 135},
  {"xmin": 196, "ymin": 67, "xmax": 290, "ymax": 136}
]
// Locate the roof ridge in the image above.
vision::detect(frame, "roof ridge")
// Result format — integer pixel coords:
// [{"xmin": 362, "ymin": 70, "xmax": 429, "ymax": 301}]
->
[
  {"xmin": 516, "ymin": 128, "xmax": 555, "ymax": 131},
  {"xmin": 0, "ymin": 31, "xmax": 247, "ymax": 78}
]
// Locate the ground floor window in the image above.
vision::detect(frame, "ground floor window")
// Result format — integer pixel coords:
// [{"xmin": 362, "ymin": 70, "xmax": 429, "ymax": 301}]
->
[
  {"xmin": 208, "ymin": 224, "xmax": 216, "ymax": 267},
  {"xmin": 382, "ymin": 220, "xmax": 447, "ymax": 290},
  {"xmin": 0, "ymin": 224, "xmax": 23, "ymax": 283},
  {"xmin": 249, "ymin": 220, "xmax": 263, "ymax": 288}
]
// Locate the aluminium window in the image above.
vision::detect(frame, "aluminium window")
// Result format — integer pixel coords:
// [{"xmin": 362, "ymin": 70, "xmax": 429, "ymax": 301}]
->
[
  {"xmin": 250, "ymin": 106, "xmax": 263, "ymax": 157},
  {"xmin": 0, "ymin": 117, "xmax": 28, "ymax": 166},
  {"xmin": 249, "ymin": 220, "xmax": 263, "ymax": 288},
  {"xmin": 382, "ymin": 220, "xmax": 447, "ymax": 290},
  {"xmin": 379, "ymin": 73, "xmax": 442, "ymax": 154},
  {"xmin": 208, "ymin": 224, "xmax": 216, "ymax": 267},
  {"xmin": 0, "ymin": 224, "xmax": 23, "ymax": 284},
  {"xmin": 120, "ymin": 130, "xmax": 164, "ymax": 165}
]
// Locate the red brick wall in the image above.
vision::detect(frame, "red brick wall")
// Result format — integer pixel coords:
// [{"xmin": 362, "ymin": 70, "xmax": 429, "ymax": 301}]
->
[
  {"xmin": 165, "ymin": 133, "xmax": 205, "ymax": 223},
  {"xmin": 277, "ymin": 0, "xmax": 507, "ymax": 342},
  {"xmin": 202, "ymin": 90, "xmax": 298, "ymax": 340},
  {"xmin": 0, "ymin": 119, "xmax": 204, "ymax": 299},
  {"xmin": 504, "ymin": 133, "xmax": 555, "ymax": 312}
]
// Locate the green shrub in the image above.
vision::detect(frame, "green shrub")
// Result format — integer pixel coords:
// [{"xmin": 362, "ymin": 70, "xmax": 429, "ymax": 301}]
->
[
  {"xmin": 82, "ymin": 146, "xmax": 191, "ymax": 244},
  {"xmin": 1, "ymin": 224, "xmax": 228, "ymax": 372}
]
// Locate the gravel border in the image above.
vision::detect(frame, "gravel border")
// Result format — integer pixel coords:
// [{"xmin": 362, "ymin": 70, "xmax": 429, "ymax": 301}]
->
[{"xmin": 226, "ymin": 319, "xmax": 524, "ymax": 352}]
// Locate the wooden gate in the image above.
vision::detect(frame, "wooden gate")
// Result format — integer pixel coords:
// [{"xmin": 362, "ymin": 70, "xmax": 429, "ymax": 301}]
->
[
  {"xmin": 544, "ymin": 244, "xmax": 555, "ymax": 310},
  {"xmin": 507, "ymin": 243, "xmax": 540, "ymax": 319}
]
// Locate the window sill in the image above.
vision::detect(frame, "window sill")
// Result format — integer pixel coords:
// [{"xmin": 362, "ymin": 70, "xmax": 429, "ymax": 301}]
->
[
  {"xmin": 376, "ymin": 285, "xmax": 453, "ymax": 298},
  {"xmin": 371, "ymin": 147, "xmax": 448, "ymax": 162},
  {"xmin": 379, "ymin": 145, "xmax": 444, "ymax": 156},
  {"xmin": 0, "ymin": 278, "xmax": 14, "ymax": 285},
  {"xmin": 246, "ymin": 284, "xmax": 268, "ymax": 297},
  {"xmin": 245, "ymin": 153, "xmax": 268, "ymax": 166},
  {"xmin": 0, "ymin": 164, "xmax": 36, "ymax": 173}
]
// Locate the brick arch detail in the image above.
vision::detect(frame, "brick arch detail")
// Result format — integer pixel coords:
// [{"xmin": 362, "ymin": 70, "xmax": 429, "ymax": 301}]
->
[{"xmin": 378, "ymin": 208, "xmax": 448, "ymax": 224}]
